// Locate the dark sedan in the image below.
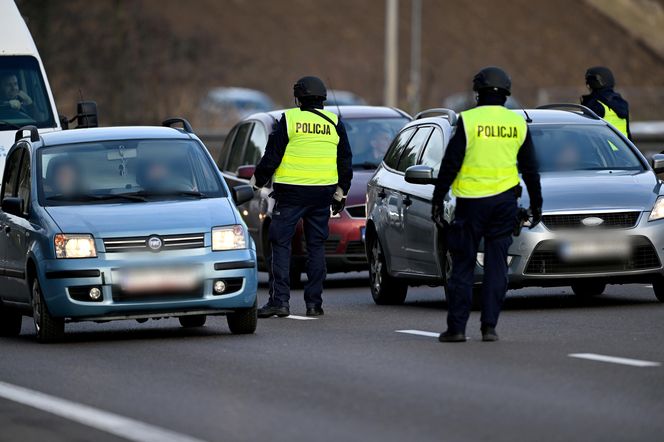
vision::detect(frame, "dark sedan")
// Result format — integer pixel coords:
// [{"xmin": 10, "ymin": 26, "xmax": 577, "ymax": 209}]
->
[{"xmin": 215, "ymin": 105, "xmax": 410, "ymax": 284}]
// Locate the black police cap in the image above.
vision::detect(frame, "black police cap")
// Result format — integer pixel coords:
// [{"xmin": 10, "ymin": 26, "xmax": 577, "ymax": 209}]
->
[
  {"xmin": 294, "ymin": 76, "xmax": 327, "ymax": 100},
  {"xmin": 585, "ymin": 66, "xmax": 615, "ymax": 90},
  {"xmin": 472, "ymin": 67, "xmax": 512, "ymax": 96}
]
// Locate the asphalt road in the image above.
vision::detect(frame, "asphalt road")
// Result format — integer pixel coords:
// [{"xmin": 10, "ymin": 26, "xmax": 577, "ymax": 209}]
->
[{"xmin": 0, "ymin": 273, "xmax": 663, "ymax": 442}]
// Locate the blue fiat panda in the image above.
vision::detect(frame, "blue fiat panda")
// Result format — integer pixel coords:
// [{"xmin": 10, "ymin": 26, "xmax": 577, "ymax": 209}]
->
[{"xmin": 0, "ymin": 120, "xmax": 257, "ymax": 342}]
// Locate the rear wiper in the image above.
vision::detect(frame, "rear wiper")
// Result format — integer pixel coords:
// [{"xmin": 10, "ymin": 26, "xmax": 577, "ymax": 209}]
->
[
  {"xmin": 46, "ymin": 193, "xmax": 147, "ymax": 202},
  {"xmin": 119, "ymin": 189, "xmax": 206, "ymax": 199},
  {"xmin": 0, "ymin": 121, "xmax": 21, "ymax": 130},
  {"xmin": 353, "ymin": 162, "xmax": 379, "ymax": 170}
]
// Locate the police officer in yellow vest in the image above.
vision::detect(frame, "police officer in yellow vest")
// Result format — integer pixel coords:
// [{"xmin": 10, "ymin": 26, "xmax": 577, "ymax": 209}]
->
[
  {"xmin": 581, "ymin": 66, "xmax": 631, "ymax": 140},
  {"xmin": 251, "ymin": 76, "xmax": 353, "ymax": 318},
  {"xmin": 432, "ymin": 67, "xmax": 542, "ymax": 342}
]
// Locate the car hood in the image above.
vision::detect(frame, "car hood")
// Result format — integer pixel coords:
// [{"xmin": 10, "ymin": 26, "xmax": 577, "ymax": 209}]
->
[
  {"xmin": 521, "ymin": 170, "xmax": 660, "ymax": 212},
  {"xmin": 45, "ymin": 198, "xmax": 238, "ymax": 237},
  {"xmin": 347, "ymin": 170, "xmax": 373, "ymax": 206}
]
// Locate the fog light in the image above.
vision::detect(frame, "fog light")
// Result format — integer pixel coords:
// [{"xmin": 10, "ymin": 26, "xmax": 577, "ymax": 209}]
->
[
  {"xmin": 476, "ymin": 253, "xmax": 513, "ymax": 268},
  {"xmin": 214, "ymin": 280, "xmax": 227, "ymax": 294},
  {"xmin": 89, "ymin": 287, "xmax": 102, "ymax": 300}
]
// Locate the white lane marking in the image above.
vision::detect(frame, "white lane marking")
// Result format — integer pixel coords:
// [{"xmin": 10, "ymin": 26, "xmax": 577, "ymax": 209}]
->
[
  {"xmin": 569, "ymin": 353, "xmax": 661, "ymax": 368},
  {"xmin": 395, "ymin": 329, "xmax": 439, "ymax": 338},
  {"xmin": 0, "ymin": 381, "xmax": 206, "ymax": 442},
  {"xmin": 286, "ymin": 315, "xmax": 317, "ymax": 320}
]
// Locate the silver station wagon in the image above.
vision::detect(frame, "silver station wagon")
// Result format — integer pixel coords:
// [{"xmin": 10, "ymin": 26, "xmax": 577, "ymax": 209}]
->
[{"xmin": 366, "ymin": 105, "xmax": 664, "ymax": 305}]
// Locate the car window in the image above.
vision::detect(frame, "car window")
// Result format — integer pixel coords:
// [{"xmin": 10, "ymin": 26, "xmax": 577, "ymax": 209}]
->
[
  {"xmin": 1, "ymin": 148, "xmax": 23, "ymax": 200},
  {"xmin": 218, "ymin": 125, "xmax": 238, "ymax": 168},
  {"xmin": 530, "ymin": 124, "xmax": 644, "ymax": 172},
  {"xmin": 419, "ymin": 128, "xmax": 445, "ymax": 175},
  {"xmin": 226, "ymin": 123, "xmax": 253, "ymax": 174},
  {"xmin": 38, "ymin": 139, "xmax": 226, "ymax": 206},
  {"xmin": 396, "ymin": 126, "xmax": 433, "ymax": 172},
  {"xmin": 343, "ymin": 117, "xmax": 410, "ymax": 169},
  {"xmin": 384, "ymin": 127, "xmax": 416, "ymax": 170},
  {"xmin": 0, "ymin": 56, "xmax": 56, "ymax": 130},
  {"xmin": 244, "ymin": 123, "xmax": 267, "ymax": 166},
  {"xmin": 16, "ymin": 149, "xmax": 31, "ymax": 212}
]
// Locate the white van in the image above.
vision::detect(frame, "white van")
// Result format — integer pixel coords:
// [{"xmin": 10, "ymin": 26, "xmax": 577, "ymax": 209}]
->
[{"xmin": 0, "ymin": 1, "xmax": 62, "ymax": 178}]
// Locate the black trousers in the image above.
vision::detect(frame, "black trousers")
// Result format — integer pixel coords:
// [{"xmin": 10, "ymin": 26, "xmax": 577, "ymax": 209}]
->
[
  {"xmin": 445, "ymin": 190, "xmax": 517, "ymax": 333},
  {"xmin": 267, "ymin": 201, "xmax": 330, "ymax": 308}
]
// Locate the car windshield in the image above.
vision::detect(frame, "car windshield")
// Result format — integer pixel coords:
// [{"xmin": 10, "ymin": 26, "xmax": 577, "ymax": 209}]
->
[
  {"xmin": 344, "ymin": 117, "xmax": 410, "ymax": 169},
  {"xmin": 530, "ymin": 124, "xmax": 644, "ymax": 172},
  {"xmin": 38, "ymin": 139, "xmax": 226, "ymax": 206},
  {"xmin": 0, "ymin": 56, "xmax": 56, "ymax": 130}
]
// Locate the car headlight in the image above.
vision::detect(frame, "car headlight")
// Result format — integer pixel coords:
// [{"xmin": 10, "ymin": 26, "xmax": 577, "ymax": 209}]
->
[
  {"xmin": 649, "ymin": 196, "xmax": 664, "ymax": 221},
  {"xmin": 54, "ymin": 234, "xmax": 97, "ymax": 259},
  {"xmin": 212, "ymin": 225, "xmax": 247, "ymax": 250}
]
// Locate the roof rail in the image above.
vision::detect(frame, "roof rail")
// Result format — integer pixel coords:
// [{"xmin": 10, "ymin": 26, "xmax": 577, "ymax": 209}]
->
[
  {"xmin": 15, "ymin": 125, "xmax": 39, "ymax": 143},
  {"xmin": 535, "ymin": 103, "xmax": 600, "ymax": 120},
  {"xmin": 413, "ymin": 108, "xmax": 457, "ymax": 125},
  {"xmin": 162, "ymin": 117, "xmax": 194, "ymax": 133}
]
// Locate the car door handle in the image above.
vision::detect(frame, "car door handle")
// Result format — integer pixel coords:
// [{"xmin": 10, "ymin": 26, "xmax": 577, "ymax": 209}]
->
[{"xmin": 403, "ymin": 196, "xmax": 412, "ymax": 207}]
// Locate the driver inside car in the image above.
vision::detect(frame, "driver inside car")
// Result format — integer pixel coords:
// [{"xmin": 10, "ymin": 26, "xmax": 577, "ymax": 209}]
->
[
  {"xmin": 45, "ymin": 156, "xmax": 82, "ymax": 196},
  {"xmin": 0, "ymin": 72, "xmax": 34, "ymax": 116}
]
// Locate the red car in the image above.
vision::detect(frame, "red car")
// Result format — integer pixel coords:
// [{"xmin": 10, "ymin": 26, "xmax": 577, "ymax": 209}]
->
[{"xmin": 216, "ymin": 105, "xmax": 411, "ymax": 283}]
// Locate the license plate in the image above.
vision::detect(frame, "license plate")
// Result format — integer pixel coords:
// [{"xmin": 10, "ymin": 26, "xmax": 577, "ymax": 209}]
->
[
  {"xmin": 558, "ymin": 237, "xmax": 631, "ymax": 262},
  {"xmin": 116, "ymin": 267, "xmax": 202, "ymax": 292}
]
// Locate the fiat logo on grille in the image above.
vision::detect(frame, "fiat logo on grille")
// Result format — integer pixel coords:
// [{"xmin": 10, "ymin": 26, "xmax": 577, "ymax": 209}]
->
[
  {"xmin": 581, "ymin": 217, "xmax": 604, "ymax": 227},
  {"xmin": 147, "ymin": 236, "xmax": 163, "ymax": 251}
]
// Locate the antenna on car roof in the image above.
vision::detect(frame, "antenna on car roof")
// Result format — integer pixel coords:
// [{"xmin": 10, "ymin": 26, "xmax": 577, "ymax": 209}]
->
[
  {"xmin": 326, "ymin": 77, "xmax": 343, "ymax": 120},
  {"xmin": 522, "ymin": 108, "xmax": 533, "ymax": 123}
]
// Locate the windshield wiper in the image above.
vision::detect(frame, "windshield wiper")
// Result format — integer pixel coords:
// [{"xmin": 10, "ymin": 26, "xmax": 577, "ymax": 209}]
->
[
  {"xmin": 119, "ymin": 189, "xmax": 206, "ymax": 199},
  {"xmin": 353, "ymin": 162, "xmax": 379, "ymax": 170},
  {"xmin": 0, "ymin": 121, "xmax": 21, "ymax": 130},
  {"xmin": 46, "ymin": 193, "xmax": 147, "ymax": 202}
]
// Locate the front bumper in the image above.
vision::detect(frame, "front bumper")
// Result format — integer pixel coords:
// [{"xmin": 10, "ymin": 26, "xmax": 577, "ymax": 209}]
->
[
  {"xmin": 474, "ymin": 212, "xmax": 664, "ymax": 288},
  {"xmin": 38, "ymin": 248, "xmax": 258, "ymax": 319}
]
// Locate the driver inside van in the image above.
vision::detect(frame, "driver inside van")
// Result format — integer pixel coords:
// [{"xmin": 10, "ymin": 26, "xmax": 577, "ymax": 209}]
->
[{"xmin": 0, "ymin": 72, "xmax": 34, "ymax": 116}]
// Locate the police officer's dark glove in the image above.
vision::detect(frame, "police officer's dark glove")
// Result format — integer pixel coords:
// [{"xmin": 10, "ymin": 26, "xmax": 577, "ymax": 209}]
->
[
  {"xmin": 431, "ymin": 202, "xmax": 447, "ymax": 229},
  {"xmin": 529, "ymin": 206, "xmax": 542, "ymax": 229},
  {"xmin": 331, "ymin": 186, "xmax": 346, "ymax": 216}
]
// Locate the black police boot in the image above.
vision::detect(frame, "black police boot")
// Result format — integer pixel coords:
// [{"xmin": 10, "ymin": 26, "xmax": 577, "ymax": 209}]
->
[
  {"xmin": 306, "ymin": 306, "xmax": 324, "ymax": 317},
  {"xmin": 257, "ymin": 303, "xmax": 290, "ymax": 318},
  {"xmin": 481, "ymin": 326, "xmax": 499, "ymax": 342},
  {"xmin": 438, "ymin": 330, "xmax": 466, "ymax": 343}
]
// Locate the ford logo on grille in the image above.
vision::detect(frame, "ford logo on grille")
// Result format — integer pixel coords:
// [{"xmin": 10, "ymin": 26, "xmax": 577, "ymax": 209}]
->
[
  {"xmin": 147, "ymin": 236, "xmax": 163, "ymax": 251},
  {"xmin": 581, "ymin": 217, "xmax": 604, "ymax": 227}
]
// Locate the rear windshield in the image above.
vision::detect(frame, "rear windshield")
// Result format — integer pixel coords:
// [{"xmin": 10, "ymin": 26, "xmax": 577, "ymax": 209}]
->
[
  {"xmin": 38, "ymin": 139, "xmax": 226, "ymax": 206},
  {"xmin": 344, "ymin": 117, "xmax": 410, "ymax": 169},
  {"xmin": 530, "ymin": 124, "xmax": 643, "ymax": 172},
  {"xmin": 0, "ymin": 56, "xmax": 56, "ymax": 130}
]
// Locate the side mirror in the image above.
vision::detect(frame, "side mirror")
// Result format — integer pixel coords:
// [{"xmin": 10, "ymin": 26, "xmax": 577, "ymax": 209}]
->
[
  {"xmin": 231, "ymin": 184, "xmax": 254, "ymax": 206},
  {"xmin": 1, "ymin": 197, "xmax": 24, "ymax": 217},
  {"xmin": 405, "ymin": 165, "xmax": 436, "ymax": 185},
  {"xmin": 236, "ymin": 165, "xmax": 256, "ymax": 180},
  {"xmin": 652, "ymin": 154, "xmax": 664, "ymax": 174},
  {"xmin": 76, "ymin": 101, "xmax": 98, "ymax": 128}
]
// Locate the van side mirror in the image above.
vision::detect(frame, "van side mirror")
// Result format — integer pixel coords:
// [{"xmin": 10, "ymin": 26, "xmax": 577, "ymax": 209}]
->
[
  {"xmin": 405, "ymin": 165, "xmax": 436, "ymax": 185},
  {"xmin": 231, "ymin": 184, "xmax": 254, "ymax": 206},
  {"xmin": 236, "ymin": 165, "xmax": 256, "ymax": 180},
  {"xmin": 652, "ymin": 154, "xmax": 664, "ymax": 174},
  {"xmin": 1, "ymin": 197, "xmax": 24, "ymax": 217},
  {"xmin": 76, "ymin": 101, "xmax": 98, "ymax": 128}
]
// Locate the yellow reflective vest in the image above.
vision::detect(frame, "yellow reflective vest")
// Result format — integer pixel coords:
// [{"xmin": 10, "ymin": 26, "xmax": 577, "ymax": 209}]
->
[
  {"xmin": 273, "ymin": 108, "xmax": 340, "ymax": 186},
  {"xmin": 452, "ymin": 106, "xmax": 526, "ymax": 198},
  {"xmin": 599, "ymin": 101, "xmax": 629, "ymax": 138}
]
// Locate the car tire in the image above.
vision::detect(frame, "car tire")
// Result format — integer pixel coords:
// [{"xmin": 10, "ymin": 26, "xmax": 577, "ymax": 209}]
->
[
  {"xmin": 0, "ymin": 302, "xmax": 22, "ymax": 337},
  {"xmin": 571, "ymin": 282, "xmax": 606, "ymax": 298},
  {"xmin": 31, "ymin": 279, "xmax": 64, "ymax": 343},
  {"xmin": 369, "ymin": 238, "xmax": 407, "ymax": 305},
  {"xmin": 652, "ymin": 279, "xmax": 664, "ymax": 302},
  {"xmin": 178, "ymin": 315, "xmax": 207, "ymax": 328},
  {"xmin": 227, "ymin": 300, "xmax": 257, "ymax": 334}
]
